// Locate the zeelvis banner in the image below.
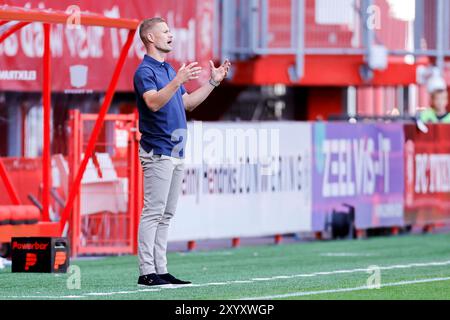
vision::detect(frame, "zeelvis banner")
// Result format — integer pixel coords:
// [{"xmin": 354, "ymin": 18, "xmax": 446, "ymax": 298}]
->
[
  {"xmin": 312, "ymin": 122, "xmax": 405, "ymax": 231},
  {"xmin": 404, "ymin": 124, "xmax": 450, "ymax": 226}
]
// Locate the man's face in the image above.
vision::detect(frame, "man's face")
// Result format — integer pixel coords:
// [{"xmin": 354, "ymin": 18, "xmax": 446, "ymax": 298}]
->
[
  {"xmin": 431, "ymin": 90, "xmax": 448, "ymax": 114},
  {"xmin": 148, "ymin": 22, "xmax": 173, "ymax": 53}
]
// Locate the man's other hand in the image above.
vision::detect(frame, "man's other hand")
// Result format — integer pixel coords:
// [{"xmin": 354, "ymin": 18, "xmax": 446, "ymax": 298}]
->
[{"xmin": 176, "ymin": 62, "xmax": 203, "ymax": 85}]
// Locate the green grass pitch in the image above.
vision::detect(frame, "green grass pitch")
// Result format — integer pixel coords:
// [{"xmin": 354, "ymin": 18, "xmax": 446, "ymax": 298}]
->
[{"xmin": 1, "ymin": 233, "xmax": 450, "ymax": 300}]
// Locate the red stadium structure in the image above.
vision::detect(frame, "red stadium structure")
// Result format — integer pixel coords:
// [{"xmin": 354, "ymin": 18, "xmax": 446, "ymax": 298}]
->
[{"xmin": 0, "ymin": 5, "xmax": 139, "ymax": 256}]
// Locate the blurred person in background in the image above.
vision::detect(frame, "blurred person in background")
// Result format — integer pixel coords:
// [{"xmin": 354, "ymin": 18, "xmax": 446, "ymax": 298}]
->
[
  {"xmin": 134, "ymin": 17, "xmax": 231, "ymax": 287},
  {"xmin": 419, "ymin": 74, "xmax": 450, "ymax": 123}
]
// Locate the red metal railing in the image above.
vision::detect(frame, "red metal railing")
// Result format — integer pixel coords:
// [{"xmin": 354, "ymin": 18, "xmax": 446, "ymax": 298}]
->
[{"xmin": 67, "ymin": 111, "xmax": 140, "ymax": 256}]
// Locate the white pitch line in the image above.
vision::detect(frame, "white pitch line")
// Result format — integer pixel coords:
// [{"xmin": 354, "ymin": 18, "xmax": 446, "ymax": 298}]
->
[
  {"xmin": 3, "ymin": 259, "xmax": 450, "ymax": 299},
  {"xmin": 2, "ymin": 295, "xmax": 85, "ymax": 299},
  {"xmin": 240, "ymin": 277, "xmax": 450, "ymax": 300},
  {"xmin": 321, "ymin": 252, "xmax": 375, "ymax": 257},
  {"xmin": 242, "ymin": 259, "xmax": 450, "ymax": 283}
]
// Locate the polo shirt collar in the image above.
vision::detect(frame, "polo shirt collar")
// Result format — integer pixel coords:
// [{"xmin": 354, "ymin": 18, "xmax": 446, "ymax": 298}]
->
[{"xmin": 144, "ymin": 54, "xmax": 167, "ymax": 68}]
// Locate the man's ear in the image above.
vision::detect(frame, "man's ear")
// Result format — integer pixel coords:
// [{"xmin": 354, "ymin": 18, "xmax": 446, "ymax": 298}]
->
[{"xmin": 147, "ymin": 32, "xmax": 155, "ymax": 44}]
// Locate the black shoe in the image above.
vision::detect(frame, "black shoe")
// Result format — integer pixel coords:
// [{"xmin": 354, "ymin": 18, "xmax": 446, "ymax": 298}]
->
[
  {"xmin": 158, "ymin": 273, "xmax": 192, "ymax": 285},
  {"xmin": 137, "ymin": 273, "xmax": 171, "ymax": 287}
]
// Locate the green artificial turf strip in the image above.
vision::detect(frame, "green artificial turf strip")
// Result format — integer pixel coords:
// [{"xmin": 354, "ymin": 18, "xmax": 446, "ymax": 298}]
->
[{"xmin": 0, "ymin": 233, "xmax": 449, "ymax": 300}]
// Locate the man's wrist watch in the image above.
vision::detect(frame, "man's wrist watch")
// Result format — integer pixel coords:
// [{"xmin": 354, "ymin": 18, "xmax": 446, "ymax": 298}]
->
[{"xmin": 209, "ymin": 78, "xmax": 220, "ymax": 88}]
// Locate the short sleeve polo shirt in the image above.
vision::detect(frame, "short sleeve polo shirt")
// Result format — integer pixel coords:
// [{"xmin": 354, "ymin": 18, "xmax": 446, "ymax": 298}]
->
[{"xmin": 134, "ymin": 54, "xmax": 188, "ymax": 158}]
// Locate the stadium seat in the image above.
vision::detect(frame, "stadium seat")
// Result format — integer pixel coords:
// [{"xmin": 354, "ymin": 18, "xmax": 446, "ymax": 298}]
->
[
  {"xmin": 9, "ymin": 206, "xmax": 28, "ymax": 225},
  {"xmin": 0, "ymin": 205, "xmax": 40, "ymax": 225},
  {"xmin": 25, "ymin": 206, "xmax": 40, "ymax": 224},
  {"xmin": 0, "ymin": 206, "xmax": 11, "ymax": 225}
]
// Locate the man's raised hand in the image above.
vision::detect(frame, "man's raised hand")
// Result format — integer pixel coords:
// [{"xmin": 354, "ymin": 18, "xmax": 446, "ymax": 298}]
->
[
  {"xmin": 210, "ymin": 59, "xmax": 231, "ymax": 83},
  {"xmin": 176, "ymin": 62, "xmax": 203, "ymax": 85}
]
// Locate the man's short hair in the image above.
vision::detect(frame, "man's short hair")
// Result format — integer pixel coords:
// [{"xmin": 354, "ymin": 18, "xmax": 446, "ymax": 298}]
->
[{"xmin": 139, "ymin": 17, "xmax": 166, "ymax": 46}]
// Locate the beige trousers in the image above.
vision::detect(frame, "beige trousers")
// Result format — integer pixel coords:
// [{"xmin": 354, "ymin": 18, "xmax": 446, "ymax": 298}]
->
[{"xmin": 138, "ymin": 146, "xmax": 184, "ymax": 275}]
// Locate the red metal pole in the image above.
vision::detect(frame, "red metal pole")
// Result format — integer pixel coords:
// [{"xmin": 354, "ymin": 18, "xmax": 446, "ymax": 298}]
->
[
  {"xmin": 67, "ymin": 110, "xmax": 81, "ymax": 257},
  {"xmin": 0, "ymin": 9, "xmax": 139, "ymax": 30},
  {"xmin": 59, "ymin": 29, "xmax": 136, "ymax": 233},
  {"xmin": 0, "ymin": 159, "xmax": 21, "ymax": 205},
  {"xmin": 42, "ymin": 23, "xmax": 51, "ymax": 222},
  {"xmin": 0, "ymin": 21, "xmax": 30, "ymax": 43},
  {"xmin": 128, "ymin": 119, "xmax": 136, "ymax": 253},
  {"xmin": 133, "ymin": 111, "xmax": 142, "ymax": 255}
]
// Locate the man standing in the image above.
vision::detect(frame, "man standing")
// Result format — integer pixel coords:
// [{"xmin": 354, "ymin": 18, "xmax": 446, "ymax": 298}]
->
[{"xmin": 133, "ymin": 17, "xmax": 231, "ymax": 286}]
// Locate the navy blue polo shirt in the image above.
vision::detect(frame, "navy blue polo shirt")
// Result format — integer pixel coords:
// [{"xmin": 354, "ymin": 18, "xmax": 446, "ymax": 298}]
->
[{"xmin": 134, "ymin": 54, "xmax": 187, "ymax": 158}]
